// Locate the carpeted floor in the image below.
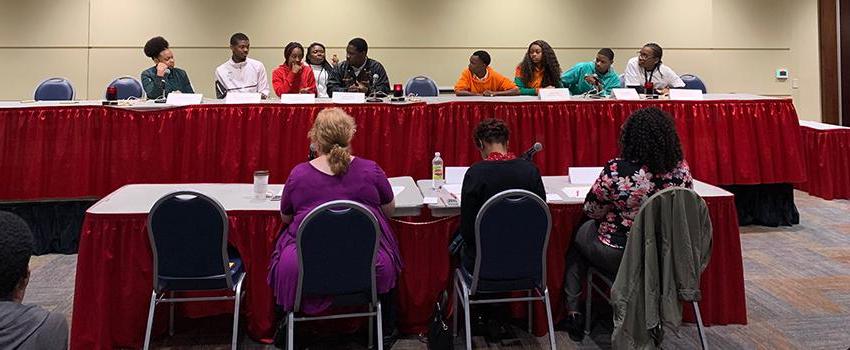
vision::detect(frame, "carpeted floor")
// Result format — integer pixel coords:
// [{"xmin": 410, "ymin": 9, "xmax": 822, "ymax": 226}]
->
[{"xmin": 25, "ymin": 191, "xmax": 850, "ymax": 349}]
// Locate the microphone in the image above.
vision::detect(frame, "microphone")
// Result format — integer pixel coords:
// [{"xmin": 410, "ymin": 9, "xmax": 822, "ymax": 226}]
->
[
  {"xmin": 520, "ymin": 142, "xmax": 543, "ymax": 161},
  {"xmin": 366, "ymin": 73, "xmax": 383, "ymax": 102},
  {"xmin": 164, "ymin": 68, "xmax": 171, "ymax": 76}
]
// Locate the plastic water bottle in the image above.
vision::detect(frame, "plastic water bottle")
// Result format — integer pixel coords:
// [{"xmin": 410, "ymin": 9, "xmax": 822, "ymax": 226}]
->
[{"xmin": 432, "ymin": 152, "xmax": 444, "ymax": 188}]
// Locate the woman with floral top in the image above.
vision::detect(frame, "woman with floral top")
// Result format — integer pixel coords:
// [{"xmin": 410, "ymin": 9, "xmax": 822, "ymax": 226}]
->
[{"xmin": 560, "ymin": 107, "xmax": 693, "ymax": 342}]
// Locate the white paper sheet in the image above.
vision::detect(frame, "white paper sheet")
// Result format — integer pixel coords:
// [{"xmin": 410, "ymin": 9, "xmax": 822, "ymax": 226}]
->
[
  {"xmin": 423, "ymin": 197, "xmax": 439, "ymax": 204},
  {"xmin": 569, "ymin": 167, "xmax": 603, "ymax": 185},
  {"xmin": 563, "ymin": 186, "xmax": 592, "ymax": 199},
  {"xmin": 445, "ymin": 167, "xmax": 469, "ymax": 184},
  {"xmin": 331, "ymin": 92, "xmax": 366, "ymax": 104},
  {"xmin": 443, "ymin": 184, "xmax": 462, "ymax": 197},
  {"xmin": 225, "ymin": 92, "xmax": 261, "ymax": 104},
  {"xmin": 280, "ymin": 94, "xmax": 316, "ymax": 104},
  {"xmin": 669, "ymin": 89, "xmax": 704, "ymax": 100},
  {"xmin": 166, "ymin": 93, "xmax": 203, "ymax": 106},
  {"xmin": 546, "ymin": 193, "xmax": 563, "ymax": 202},
  {"xmin": 392, "ymin": 186, "xmax": 404, "ymax": 196},
  {"xmin": 612, "ymin": 88, "xmax": 640, "ymax": 101}
]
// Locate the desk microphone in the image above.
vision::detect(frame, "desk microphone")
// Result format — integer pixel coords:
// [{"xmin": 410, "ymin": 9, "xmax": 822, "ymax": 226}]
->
[
  {"xmin": 520, "ymin": 142, "xmax": 543, "ymax": 161},
  {"xmin": 367, "ymin": 73, "xmax": 383, "ymax": 102}
]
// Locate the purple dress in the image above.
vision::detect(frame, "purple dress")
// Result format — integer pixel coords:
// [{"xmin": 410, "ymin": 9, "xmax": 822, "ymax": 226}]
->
[{"xmin": 268, "ymin": 157, "xmax": 403, "ymax": 314}]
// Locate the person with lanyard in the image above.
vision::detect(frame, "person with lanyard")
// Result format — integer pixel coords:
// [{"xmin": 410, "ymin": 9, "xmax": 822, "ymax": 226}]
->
[
  {"xmin": 214, "ymin": 33, "xmax": 270, "ymax": 99},
  {"xmin": 454, "ymin": 50, "xmax": 519, "ymax": 97},
  {"xmin": 622, "ymin": 43, "xmax": 684, "ymax": 95},
  {"xmin": 326, "ymin": 38, "xmax": 390, "ymax": 97},
  {"xmin": 560, "ymin": 48, "xmax": 621, "ymax": 96},
  {"xmin": 272, "ymin": 42, "xmax": 317, "ymax": 96},
  {"xmin": 140, "ymin": 36, "xmax": 194, "ymax": 99},
  {"xmin": 305, "ymin": 42, "xmax": 338, "ymax": 98},
  {"xmin": 514, "ymin": 40, "xmax": 563, "ymax": 95}
]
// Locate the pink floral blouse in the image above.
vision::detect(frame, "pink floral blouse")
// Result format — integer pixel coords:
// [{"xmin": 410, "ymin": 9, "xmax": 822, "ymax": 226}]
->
[{"xmin": 583, "ymin": 158, "xmax": 693, "ymax": 249}]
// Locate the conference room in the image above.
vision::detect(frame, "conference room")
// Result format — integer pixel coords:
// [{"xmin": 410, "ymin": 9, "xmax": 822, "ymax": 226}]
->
[{"xmin": 1, "ymin": 0, "xmax": 849, "ymax": 349}]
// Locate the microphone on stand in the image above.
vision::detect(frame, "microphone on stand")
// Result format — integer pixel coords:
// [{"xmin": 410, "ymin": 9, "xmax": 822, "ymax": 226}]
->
[
  {"xmin": 520, "ymin": 142, "xmax": 543, "ymax": 161},
  {"xmin": 157, "ymin": 68, "xmax": 172, "ymax": 101},
  {"xmin": 366, "ymin": 73, "xmax": 382, "ymax": 102}
]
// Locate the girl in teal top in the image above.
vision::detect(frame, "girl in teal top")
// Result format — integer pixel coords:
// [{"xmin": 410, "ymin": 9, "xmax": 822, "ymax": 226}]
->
[{"xmin": 140, "ymin": 36, "xmax": 194, "ymax": 99}]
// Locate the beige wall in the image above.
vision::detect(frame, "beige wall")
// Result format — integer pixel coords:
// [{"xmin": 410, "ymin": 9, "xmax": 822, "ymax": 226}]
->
[{"xmin": 0, "ymin": 0, "xmax": 822, "ymax": 121}]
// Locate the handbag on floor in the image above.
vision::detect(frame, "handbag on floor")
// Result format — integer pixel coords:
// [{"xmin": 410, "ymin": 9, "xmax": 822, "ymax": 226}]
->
[{"xmin": 427, "ymin": 291, "xmax": 452, "ymax": 350}]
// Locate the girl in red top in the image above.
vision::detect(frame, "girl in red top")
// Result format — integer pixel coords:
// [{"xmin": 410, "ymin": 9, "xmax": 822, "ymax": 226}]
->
[{"xmin": 272, "ymin": 42, "xmax": 317, "ymax": 97}]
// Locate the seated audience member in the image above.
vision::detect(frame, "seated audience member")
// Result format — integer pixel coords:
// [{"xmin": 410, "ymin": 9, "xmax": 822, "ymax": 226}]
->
[
  {"xmin": 141, "ymin": 36, "xmax": 194, "ymax": 99},
  {"xmin": 455, "ymin": 51, "xmax": 519, "ymax": 97},
  {"xmin": 272, "ymin": 42, "xmax": 317, "ymax": 97},
  {"xmin": 622, "ymin": 43, "xmax": 684, "ymax": 94},
  {"xmin": 215, "ymin": 33, "xmax": 270, "ymax": 99},
  {"xmin": 560, "ymin": 107, "xmax": 693, "ymax": 342},
  {"xmin": 268, "ymin": 108, "xmax": 401, "ymax": 347},
  {"xmin": 560, "ymin": 48, "xmax": 621, "ymax": 96},
  {"xmin": 0, "ymin": 212, "xmax": 69, "ymax": 349},
  {"xmin": 326, "ymin": 38, "xmax": 390, "ymax": 96},
  {"xmin": 514, "ymin": 40, "xmax": 563, "ymax": 95},
  {"xmin": 306, "ymin": 42, "xmax": 335, "ymax": 98}
]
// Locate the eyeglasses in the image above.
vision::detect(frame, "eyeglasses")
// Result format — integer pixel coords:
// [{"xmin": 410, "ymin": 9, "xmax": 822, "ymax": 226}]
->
[{"xmin": 638, "ymin": 51, "xmax": 656, "ymax": 60}]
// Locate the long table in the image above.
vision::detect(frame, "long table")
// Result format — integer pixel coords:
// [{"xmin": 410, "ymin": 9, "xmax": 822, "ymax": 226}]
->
[
  {"xmin": 0, "ymin": 95, "xmax": 805, "ymax": 202},
  {"xmin": 796, "ymin": 120, "xmax": 850, "ymax": 200},
  {"xmin": 70, "ymin": 177, "xmax": 746, "ymax": 349}
]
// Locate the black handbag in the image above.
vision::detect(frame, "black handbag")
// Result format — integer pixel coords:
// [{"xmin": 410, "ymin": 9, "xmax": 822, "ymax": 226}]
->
[{"xmin": 427, "ymin": 292, "xmax": 453, "ymax": 350}]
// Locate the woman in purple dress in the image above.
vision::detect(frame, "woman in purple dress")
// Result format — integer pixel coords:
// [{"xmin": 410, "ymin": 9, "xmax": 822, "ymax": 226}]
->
[{"xmin": 268, "ymin": 108, "xmax": 402, "ymax": 347}]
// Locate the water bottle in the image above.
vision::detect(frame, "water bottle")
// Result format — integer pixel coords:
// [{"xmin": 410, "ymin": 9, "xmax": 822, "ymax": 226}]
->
[{"xmin": 432, "ymin": 152, "xmax": 444, "ymax": 188}]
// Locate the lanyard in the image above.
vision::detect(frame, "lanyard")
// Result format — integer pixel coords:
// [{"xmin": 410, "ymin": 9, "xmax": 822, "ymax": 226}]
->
[{"xmin": 644, "ymin": 65, "xmax": 657, "ymax": 86}]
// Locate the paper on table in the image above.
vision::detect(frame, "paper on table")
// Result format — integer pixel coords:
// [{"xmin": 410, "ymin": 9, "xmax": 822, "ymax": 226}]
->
[
  {"xmin": 563, "ymin": 186, "xmax": 592, "ymax": 199},
  {"xmin": 569, "ymin": 167, "xmax": 603, "ymax": 185},
  {"xmin": 392, "ymin": 186, "xmax": 404, "ymax": 196},
  {"xmin": 423, "ymin": 197, "xmax": 439, "ymax": 204},
  {"xmin": 445, "ymin": 167, "xmax": 469, "ymax": 184},
  {"xmin": 546, "ymin": 193, "xmax": 563, "ymax": 202},
  {"xmin": 443, "ymin": 184, "xmax": 462, "ymax": 197}
]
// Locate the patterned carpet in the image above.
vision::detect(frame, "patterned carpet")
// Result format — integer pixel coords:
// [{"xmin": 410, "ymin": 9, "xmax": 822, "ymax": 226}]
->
[{"xmin": 26, "ymin": 191, "xmax": 850, "ymax": 349}]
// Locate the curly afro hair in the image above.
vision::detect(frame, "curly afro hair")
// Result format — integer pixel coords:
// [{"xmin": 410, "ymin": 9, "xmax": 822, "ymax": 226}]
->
[
  {"xmin": 519, "ymin": 40, "xmax": 562, "ymax": 88},
  {"xmin": 0, "ymin": 211, "xmax": 33, "ymax": 299},
  {"xmin": 619, "ymin": 107, "xmax": 684, "ymax": 174},
  {"xmin": 144, "ymin": 36, "xmax": 170, "ymax": 59},
  {"xmin": 474, "ymin": 118, "xmax": 510, "ymax": 146}
]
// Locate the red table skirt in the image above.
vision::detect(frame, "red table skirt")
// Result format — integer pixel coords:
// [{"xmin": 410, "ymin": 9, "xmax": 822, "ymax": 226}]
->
[
  {"xmin": 2, "ymin": 99, "xmax": 804, "ymax": 201},
  {"xmin": 70, "ymin": 197, "xmax": 746, "ymax": 349},
  {"xmin": 796, "ymin": 126, "xmax": 850, "ymax": 200}
]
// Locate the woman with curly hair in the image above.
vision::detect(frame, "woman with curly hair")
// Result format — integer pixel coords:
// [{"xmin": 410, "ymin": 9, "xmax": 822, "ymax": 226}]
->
[
  {"xmin": 140, "ymin": 36, "xmax": 194, "ymax": 99},
  {"xmin": 560, "ymin": 107, "xmax": 693, "ymax": 342},
  {"xmin": 514, "ymin": 40, "xmax": 563, "ymax": 95}
]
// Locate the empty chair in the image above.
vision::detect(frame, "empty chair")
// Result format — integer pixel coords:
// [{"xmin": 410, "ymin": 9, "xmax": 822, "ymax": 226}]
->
[
  {"xmin": 143, "ymin": 191, "xmax": 245, "ymax": 350},
  {"xmin": 106, "ymin": 76, "xmax": 144, "ymax": 99},
  {"xmin": 680, "ymin": 74, "xmax": 707, "ymax": 93},
  {"xmin": 453, "ymin": 189, "xmax": 556, "ymax": 350},
  {"xmin": 283, "ymin": 200, "xmax": 385, "ymax": 350},
  {"xmin": 34, "ymin": 77, "xmax": 74, "ymax": 101},
  {"xmin": 585, "ymin": 187, "xmax": 711, "ymax": 350},
  {"xmin": 404, "ymin": 75, "xmax": 439, "ymax": 97}
]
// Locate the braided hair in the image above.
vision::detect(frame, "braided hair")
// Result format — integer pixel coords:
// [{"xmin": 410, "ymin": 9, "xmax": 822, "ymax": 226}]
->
[{"xmin": 619, "ymin": 107, "xmax": 683, "ymax": 174}]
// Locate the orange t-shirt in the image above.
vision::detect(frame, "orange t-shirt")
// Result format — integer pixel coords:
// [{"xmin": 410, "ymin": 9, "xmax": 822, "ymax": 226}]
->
[{"xmin": 454, "ymin": 66, "xmax": 517, "ymax": 94}]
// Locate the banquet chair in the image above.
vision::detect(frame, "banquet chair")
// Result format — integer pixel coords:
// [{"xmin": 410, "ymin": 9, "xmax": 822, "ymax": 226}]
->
[
  {"xmin": 283, "ymin": 200, "xmax": 385, "ymax": 350},
  {"xmin": 584, "ymin": 187, "xmax": 710, "ymax": 350},
  {"xmin": 106, "ymin": 76, "xmax": 144, "ymax": 99},
  {"xmin": 34, "ymin": 77, "xmax": 75, "ymax": 101},
  {"xmin": 452, "ymin": 189, "xmax": 556, "ymax": 350},
  {"xmin": 680, "ymin": 74, "xmax": 708, "ymax": 93},
  {"xmin": 143, "ymin": 191, "xmax": 245, "ymax": 350},
  {"xmin": 404, "ymin": 75, "xmax": 440, "ymax": 97}
]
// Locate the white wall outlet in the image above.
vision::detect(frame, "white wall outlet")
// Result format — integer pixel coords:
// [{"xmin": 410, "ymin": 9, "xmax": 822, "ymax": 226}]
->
[{"xmin": 791, "ymin": 78, "xmax": 799, "ymax": 89}]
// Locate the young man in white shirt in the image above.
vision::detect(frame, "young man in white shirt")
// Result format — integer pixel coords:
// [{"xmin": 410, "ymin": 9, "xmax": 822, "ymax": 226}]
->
[
  {"xmin": 215, "ymin": 33, "xmax": 270, "ymax": 99},
  {"xmin": 622, "ymin": 43, "xmax": 685, "ymax": 94}
]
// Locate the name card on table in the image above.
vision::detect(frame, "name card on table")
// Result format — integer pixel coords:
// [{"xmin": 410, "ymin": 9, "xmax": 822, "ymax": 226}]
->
[
  {"xmin": 538, "ymin": 88, "xmax": 572, "ymax": 101},
  {"xmin": 569, "ymin": 167, "xmax": 603, "ymax": 185},
  {"xmin": 445, "ymin": 166, "xmax": 469, "ymax": 184},
  {"xmin": 669, "ymin": 89, "xmax": 704, "ymax": 100},
  {"xmin": 563, "ymin": 186, "xmax": 592, "ymax": 199},
  {"xmin": 331, "ymin": 92, "xmax": 366, "ymax": 104},
  {"xmin": 225, "ymin": 92, "xmax": 262, "ymax": 104},
  {"xmin": 612, "ymin": 88, "xmax": 640, "ymax": 100},
  {"xmin": 166, "ymin": 93, "xmax": 203, "ymax": 106},
  {"xmin": 280, "ymin": 93, "xmax": 316, "ymax": 104}
]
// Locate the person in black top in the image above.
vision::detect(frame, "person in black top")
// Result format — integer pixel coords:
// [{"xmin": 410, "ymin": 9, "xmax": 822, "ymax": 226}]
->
[
  {"xmin": 456, "ymin": 118, "xmax": 546, "ymax": 272},
  {"xmin": 326, "ymin": 38, "xmax": 390, "ymax": 97}
]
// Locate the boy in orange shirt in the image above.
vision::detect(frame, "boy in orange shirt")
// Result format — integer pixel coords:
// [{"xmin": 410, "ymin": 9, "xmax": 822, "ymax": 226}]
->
[{"xmin": 454, "ymin": 50, "xmax": 519, "ymax": 97}]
